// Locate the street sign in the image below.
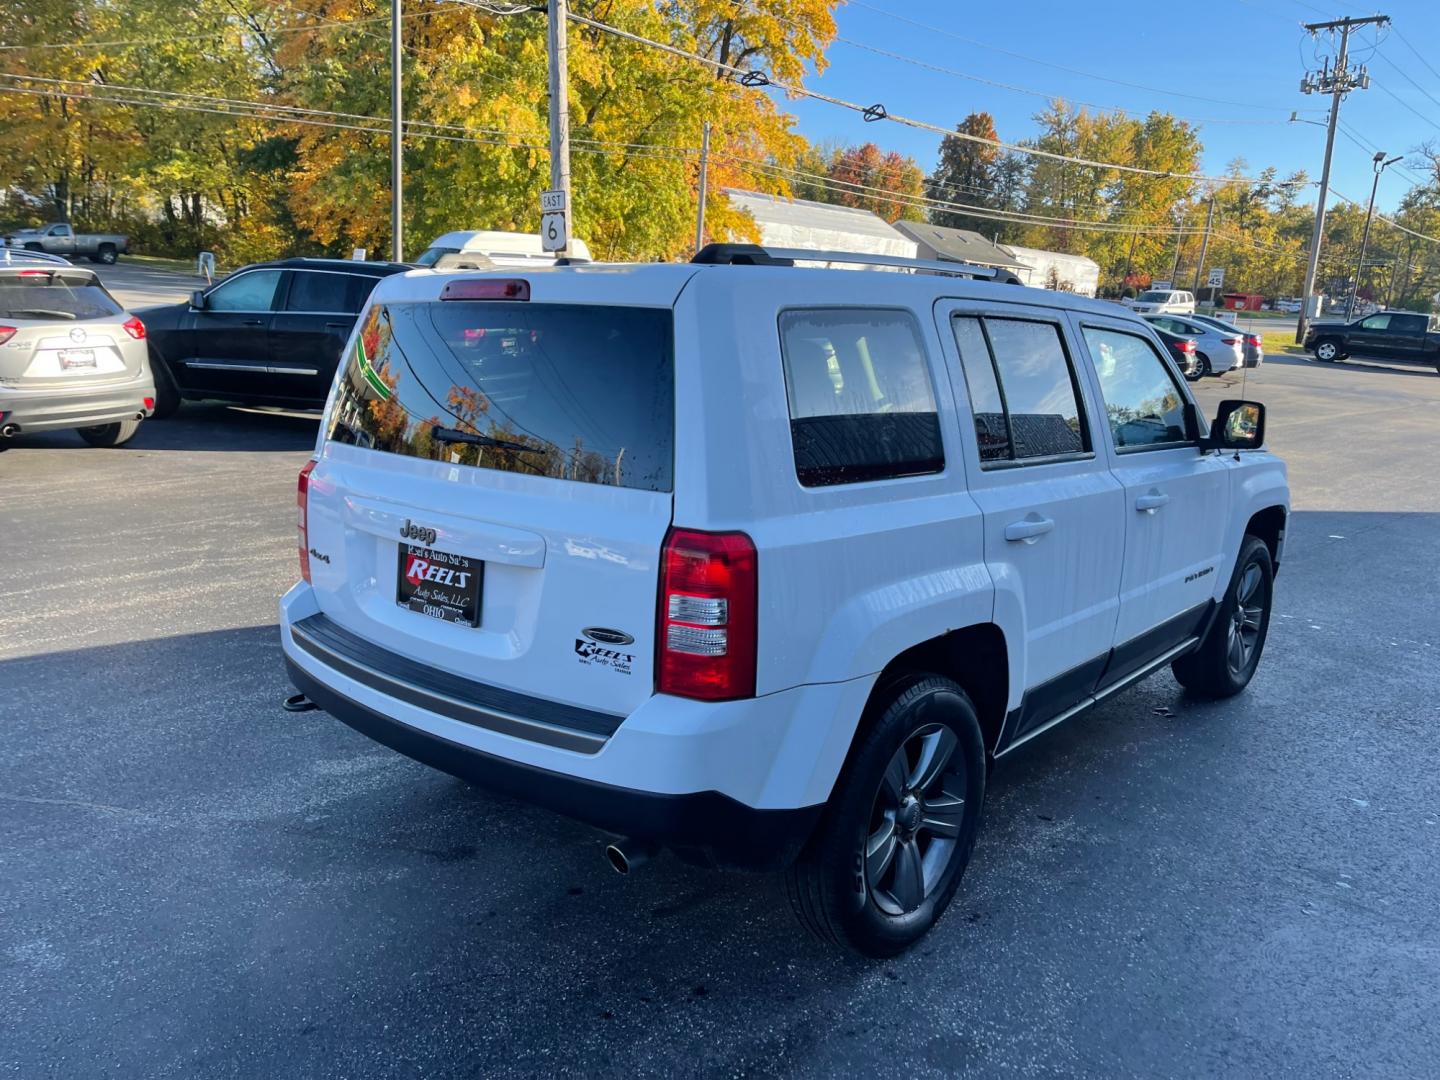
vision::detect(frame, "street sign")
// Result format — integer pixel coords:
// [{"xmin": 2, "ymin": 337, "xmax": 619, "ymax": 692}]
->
[
  {"xmin": 1152, "ymin": 279, "xmax": 1172, "ymax": 291},
  {"xmin": 540, "ymin": 189, "xmax": 567, "ymax": 253},
  {"xmin": 1207, "ymin": 267, "xmax": 1226, "ymax": 289}
]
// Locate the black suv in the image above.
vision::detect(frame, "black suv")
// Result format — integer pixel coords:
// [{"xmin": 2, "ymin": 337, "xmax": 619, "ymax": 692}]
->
[
  {"xmin": 139, "ymin": 258, "xmax": 410, "ymax": 416},
  {"xmin": 1304, "ymin": 309, "xmax": 1440, "ymax": 372}
]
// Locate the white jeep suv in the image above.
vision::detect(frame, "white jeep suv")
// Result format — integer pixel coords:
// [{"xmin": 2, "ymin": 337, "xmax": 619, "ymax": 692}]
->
[{"xmin": 280, "ymin": 244, "xmax": 1288, "ymax": 957}]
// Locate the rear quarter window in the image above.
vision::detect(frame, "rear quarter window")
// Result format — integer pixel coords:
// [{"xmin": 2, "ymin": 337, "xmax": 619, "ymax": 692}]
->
[
  {"xmin": 778, "ymin": 308, "xmax": 943, "ymax": 487},
  {"xmin": 327, "ymin": 300, "xmax": 674, "ymax": 492}
]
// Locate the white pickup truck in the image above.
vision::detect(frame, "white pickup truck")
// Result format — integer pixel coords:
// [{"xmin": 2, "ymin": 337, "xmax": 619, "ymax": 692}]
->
[{"xmin": 3, "ymin": 222, "xmax": 129, "ymax": 264}]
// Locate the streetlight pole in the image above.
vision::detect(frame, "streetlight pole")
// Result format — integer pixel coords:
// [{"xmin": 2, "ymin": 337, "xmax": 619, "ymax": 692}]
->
[
  {"xmin": 1295, "ymin": 13, "xmax": 1388, "ymax": 344},
  {"xmin": 390, "ymin": 0, "xmax": 403, "ymax": 263},
  {"xmin": 1345, "ymin": 152, "xmax": 1402, "ymax": 320}
]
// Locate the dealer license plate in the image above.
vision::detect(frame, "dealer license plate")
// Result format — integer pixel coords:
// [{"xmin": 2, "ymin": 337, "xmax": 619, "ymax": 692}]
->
[{"xmin": 395, "ymin": 544, "xmax": 482, "ymax": 627}]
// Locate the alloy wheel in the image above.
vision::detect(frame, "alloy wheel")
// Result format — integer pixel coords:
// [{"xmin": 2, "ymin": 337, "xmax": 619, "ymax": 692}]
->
[
  {"xmin": 1317, "ymin": 341, "xmax": 1338, "ymax": 361},
  {"xmin": 1227, "ymin": 561, "xmax": 1266, "ymax": 676},
  {"xmin": 865, "ymin": 723, "xmax": 967, "ymax": 916}
]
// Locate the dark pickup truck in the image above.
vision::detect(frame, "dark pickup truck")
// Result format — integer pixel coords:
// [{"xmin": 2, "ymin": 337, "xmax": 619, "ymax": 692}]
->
[{"xmin": 1305, "ymin": 309, "xmax": 1440, "ymax": 372}]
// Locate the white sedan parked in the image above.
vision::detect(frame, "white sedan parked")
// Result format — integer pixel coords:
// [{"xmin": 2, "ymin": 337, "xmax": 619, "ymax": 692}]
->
[{"xmin": 1142, "ymin": 314, "xmax": 1242, "ymax": 376}]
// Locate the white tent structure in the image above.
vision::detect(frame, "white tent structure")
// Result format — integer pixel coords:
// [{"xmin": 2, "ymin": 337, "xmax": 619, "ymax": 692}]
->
[{"xmin": 724, "ymin": 189, "xmax": 917, "ymax": 267}]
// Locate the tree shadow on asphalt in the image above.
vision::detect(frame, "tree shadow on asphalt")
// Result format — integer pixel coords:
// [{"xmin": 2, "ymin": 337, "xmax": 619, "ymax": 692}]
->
[{"xmin": 4, "ymin": 400, "xmax": 319, "ymax": 454}]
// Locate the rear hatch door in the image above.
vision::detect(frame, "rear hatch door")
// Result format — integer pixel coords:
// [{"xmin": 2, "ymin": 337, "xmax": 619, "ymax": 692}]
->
[{"xmin": 304, "ymin": 269, "xmax": 688, "ymax": 718}]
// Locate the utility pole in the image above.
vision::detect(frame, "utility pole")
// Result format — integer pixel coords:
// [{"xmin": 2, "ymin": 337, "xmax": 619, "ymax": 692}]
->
[
  {"xmin": 547, "ymin": 0, "xmax": 571, "ymax": 254},
  {"xmin": 390, "ymin": 0, "xmax": 403, "ymax": 263},
  {"xmin": 1295, "ymin": 13, "xmax": 1388, "ymax": 343},
  {"xmin": 1192, "ymin": 192, "xmax": 1216, "ymax": 296},
  {"xmin": 695, "ymin": 121, "xmax": 711, "ymax": 254},
  {"xmin": 1345, "ymin": 151, "xmax": 1402, "ymax": 320}
]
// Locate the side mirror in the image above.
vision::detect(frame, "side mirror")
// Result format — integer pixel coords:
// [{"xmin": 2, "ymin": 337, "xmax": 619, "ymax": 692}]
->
[
  {"xmin": 190, "ymin": 289, "xmax": 207, "ymax": 310},
  {"xmin": 1207, "ymin": 399, "xmax": 1265, "ymax": 451}
]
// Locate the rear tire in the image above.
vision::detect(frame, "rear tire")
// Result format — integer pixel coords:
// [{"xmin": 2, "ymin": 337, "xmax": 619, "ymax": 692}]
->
[
  {"xmin": 148, "ymin": 348, "xmax": 182, "ymax": 419},
  {"xmin": 1172, "ymin": 535, "xmax": 1274, "ymax": 699},
  {"xmin": 786, "ymin": 675, "xmax": 986, "ymax": 958},
  {"xmin": 1196, "ymin": 353, "xmax": 1213, "ymax": 377},
  {"xmin": 77, "ymin": 419, "xmax": 141, "ymax": 447},
  {"xmin": 97, "ymin": 244, "xmax": 118, "ymax": 265}
]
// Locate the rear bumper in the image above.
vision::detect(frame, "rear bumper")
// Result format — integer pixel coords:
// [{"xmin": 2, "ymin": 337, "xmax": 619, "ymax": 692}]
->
[
  {"xmin": 278, "ymin": 585, "xmax": 874, "ymax": 870},
  {"xmin": 0, "ymin": 377, "xmax": 154, "ymax": 435},
  {"xmin": 286, "ymin": 656, "xmax": 821, "ymax": 870}
]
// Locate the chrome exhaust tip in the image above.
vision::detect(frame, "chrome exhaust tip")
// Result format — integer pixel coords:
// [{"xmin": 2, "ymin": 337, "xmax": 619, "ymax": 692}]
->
[{"xmin": 604, "ymin": 839, "xmax": 659, "ymax": 875}]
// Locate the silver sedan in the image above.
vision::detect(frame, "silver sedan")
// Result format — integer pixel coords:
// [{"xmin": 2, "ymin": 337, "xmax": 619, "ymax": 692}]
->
[{"xmin": 1142, "ymin": 314, "xmax": 1242, "ymax": 376}]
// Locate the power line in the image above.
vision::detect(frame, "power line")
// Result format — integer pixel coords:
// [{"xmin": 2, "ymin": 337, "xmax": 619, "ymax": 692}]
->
[
  {"xmin": 1370, "ymin": 78, "xmax": 1440, "ymax": 135},
  {"xmin": 848, "ymin": 0, "xmax": 1320, "ymax": 114},
  {"xmin": 1392, "ymin": 27, "xmax": 1440, "ymax": 85},
  {"xmin": 1371, "ymin": 51, "xmax": 1440, "ymax": 113},
  {"xmin": 567, "ymin": 10, "xmax": 1276, "ymax": 187},
  {"xmin": 0, "ymin": 9, "xmax": 438, "ymax": 52},
  {"xmin": 1330, "ymin": 188, "xmax": 1440, "ymax": 245}
]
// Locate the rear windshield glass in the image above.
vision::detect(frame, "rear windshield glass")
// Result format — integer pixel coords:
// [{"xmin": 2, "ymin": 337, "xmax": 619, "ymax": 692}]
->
[
  {"xmin": 328, "ymin": 300, "xmax": 674, "ymax": 492},
  {"xmin": 0, "ymin": 275, "xmax": 122, "ymax": 320}
]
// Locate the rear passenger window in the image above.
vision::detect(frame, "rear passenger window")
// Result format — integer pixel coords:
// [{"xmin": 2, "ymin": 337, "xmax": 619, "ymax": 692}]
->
[
  {"xmin": 952, "ymin": 315, "xmax": 1088, "ymax": 464},
  {"xmin": 1081, "ymin": 327, "xmax": 1190, "ymax": 450},
  {"xmin": 779, "ymin": 309, "xmax": 943, "ymax": 486},
  {"xmin": 286, "ymin": 271, "xmax": 351, "ymax": 313}
]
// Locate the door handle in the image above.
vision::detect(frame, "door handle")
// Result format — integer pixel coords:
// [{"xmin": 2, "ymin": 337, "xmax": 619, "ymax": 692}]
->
[
  {"xmin": 325, "ymin": 322, "xmax": 348, "ymax": 330},
  {"xmin": 242, "ymin": 318, "xmax": 264, "ymax": 326},
  {"xmin": 1004, "ymin": 516, "xmax": 1055, "ymax": 543},
  {"xmin": 1135, "ymin": 491, "xmax": 1171, "ymax": 513}
]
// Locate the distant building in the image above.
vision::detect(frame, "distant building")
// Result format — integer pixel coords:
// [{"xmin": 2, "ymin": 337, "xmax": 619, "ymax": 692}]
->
[
  {"xmin": 892, "ymin": 220, "xmax": 1029, "ymax": 277},
  {"xmin": 724, "ymin": 189, "xmax": 917, "ymax": 266},
  {"xmin": 1002, "ymin": 244, "xmax": 1101, "ymax": 298}
]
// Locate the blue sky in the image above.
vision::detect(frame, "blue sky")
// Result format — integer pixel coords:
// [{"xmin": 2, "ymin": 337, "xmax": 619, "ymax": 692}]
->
[{"xmin": 780, "ymin": 0, "xmax": 1440, "ymax": 212}]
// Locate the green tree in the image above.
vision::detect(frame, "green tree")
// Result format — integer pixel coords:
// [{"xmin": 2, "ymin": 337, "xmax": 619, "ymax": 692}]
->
[{"xmin": 927, "ymin": 112, "xmax": 1002, "ymax": 233}]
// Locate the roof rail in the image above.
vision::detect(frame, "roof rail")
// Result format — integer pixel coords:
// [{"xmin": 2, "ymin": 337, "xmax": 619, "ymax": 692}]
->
[{"xmin": 691, "ymin": 242, "xmax": 1022, "ymax": 283}]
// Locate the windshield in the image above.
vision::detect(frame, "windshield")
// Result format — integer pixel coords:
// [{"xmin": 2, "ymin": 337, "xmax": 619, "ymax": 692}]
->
[
  {"xmin": 1138, "ymin": 291, "xmax": 1174, "ymax": 303},
  {"xmin": 414, "ymin": 246, "xmax": 460, "ymax": 267},
  {"xmin": 328, "ymin": 300, "xmax": 674, "ymax": 492},
  {"xmin": 0, "ymin": 275, "xmax": 122, "ymax": 319}
]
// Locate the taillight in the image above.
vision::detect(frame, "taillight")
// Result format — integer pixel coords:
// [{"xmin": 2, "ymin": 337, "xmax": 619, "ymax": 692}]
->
[
  {"xmin": 0, "ymin": 326, "xmax": 14, "ymax": 345},
  {"xmin": 1220, "ymin": 337, "xmax": 1239, "ymax": 346},
  {"xmin": 658, "ymin": 528, "xmax": 757, "ymax": 701},
  {"xmin": 1245, "ymin": 334, "xmax": 1262, "ymax": 347},
  {"xmin": 297, "ymin": 460, "xmax": 317, "ymax": 583},
  {"xmin": 122, "ymin": 316, "xmax": 146, "ymax": 340},
  {"xmin": 1177, "ymin": 340, "xmax": 1196, "ymax": 353}
]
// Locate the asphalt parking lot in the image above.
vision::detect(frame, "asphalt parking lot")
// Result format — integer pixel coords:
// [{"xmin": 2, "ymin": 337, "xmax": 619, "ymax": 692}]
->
[{"xmin": 3, "ymin": 335, "xmax": 1438, "ymax": 1076}]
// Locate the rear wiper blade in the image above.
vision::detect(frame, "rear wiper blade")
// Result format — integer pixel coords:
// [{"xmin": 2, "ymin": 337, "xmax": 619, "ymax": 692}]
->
[
  {"xmin": 430, "ymin": 425, "xmax": 544, "ymax": 455},
  {"xmin": 6, "ymin": 308, "xmax": 76, "ymax": 319}
]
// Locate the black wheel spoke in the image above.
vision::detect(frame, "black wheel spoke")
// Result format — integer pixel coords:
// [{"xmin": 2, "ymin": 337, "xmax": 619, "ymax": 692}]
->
[
  {"xmin": 1238, "ymin": 564, "xmax": 1261, "ymax": 605},
  {"xmin": 907, "ymin": 726, "xmax": 957, "ymax": 793},
  {"xmin": 866, "ymin": 818, "xmax": 898, "ymax": 888},
  {"xmin": 891, "ymin": 839, "xmax": 925, "ymax": 912},
  {"xmin": 880, "ymin": 748, "xmax": 908, "ymax": 803},
  {"xmin": 920, "ymin": 784, "xmax": 965, "ymax": 839}
]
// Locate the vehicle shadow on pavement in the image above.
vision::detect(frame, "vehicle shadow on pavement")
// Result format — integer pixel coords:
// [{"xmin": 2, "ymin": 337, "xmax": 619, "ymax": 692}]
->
[{"xmin": 4, "ymin": 401, "xmax": 320, "ymax": 454}]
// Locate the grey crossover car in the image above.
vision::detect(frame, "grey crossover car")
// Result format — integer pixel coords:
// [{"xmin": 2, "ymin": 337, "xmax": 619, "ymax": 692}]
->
[{"xmin": 0, "ymin": 259, "xmax": 155, "ymax": 449}]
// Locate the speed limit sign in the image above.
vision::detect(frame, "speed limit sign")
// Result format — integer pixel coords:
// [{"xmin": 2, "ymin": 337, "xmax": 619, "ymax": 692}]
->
[{"xmin": 540, "ymin": 189, "xmax": 567, "ymax": 252}]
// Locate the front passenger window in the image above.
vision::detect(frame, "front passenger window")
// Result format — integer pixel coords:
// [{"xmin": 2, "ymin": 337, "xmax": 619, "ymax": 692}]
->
[
  {"xmin": 207, "ymin": 270, "xmax": 283, "ymax": 312},
  {"xmin": 1082, "ymin": 328, "xmax": 1189, "ymax": 450}
]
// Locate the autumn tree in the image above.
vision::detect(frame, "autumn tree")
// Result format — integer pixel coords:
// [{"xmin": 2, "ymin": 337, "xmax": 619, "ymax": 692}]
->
[
  {"xmin": 825, "ymin": 142, "xmax": 925, "ymax": 222},
  {"xmin": 927, "ymin": 112, "xmax": 1003, "ymax": 233}
]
